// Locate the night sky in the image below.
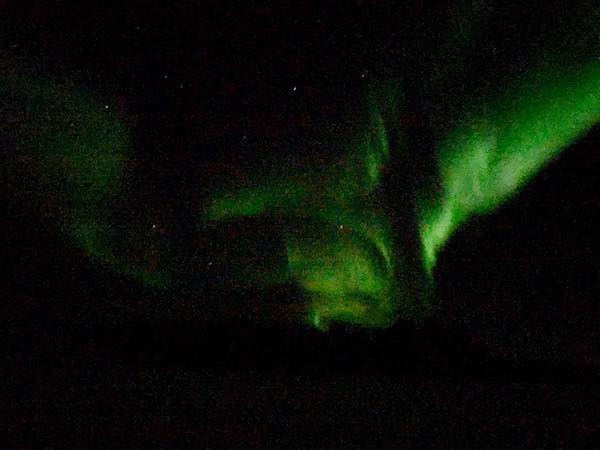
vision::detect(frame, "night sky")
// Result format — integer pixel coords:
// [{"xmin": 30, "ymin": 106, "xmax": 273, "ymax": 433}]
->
[{"xmin": 2, "ymin": 1, "xmax": 600, "ymax": 447}]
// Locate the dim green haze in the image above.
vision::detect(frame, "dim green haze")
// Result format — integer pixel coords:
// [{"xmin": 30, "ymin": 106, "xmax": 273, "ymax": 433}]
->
[{"xmin": 2, "ymin": 61, "xmax": 170, "ymax": 288}]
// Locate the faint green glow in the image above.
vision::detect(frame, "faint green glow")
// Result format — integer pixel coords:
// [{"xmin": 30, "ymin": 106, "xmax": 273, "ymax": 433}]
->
[
  {"xmin": 206, "ymin": 98, "xmax": 398, "ymax": 328},
  {"xmin": 205, "ymin": 97, "xmax": 390, "ymax": 222},
  {"xmin": 206, "ymin": 178, "xmax": 311, "ymax": 220},
  {"xmin": 3, "ymin": 62, "xmax": 170, "ymax": 288},
  {"xmin": 420, "ymin": 62, "xmax": 600, "ymax": 274}
]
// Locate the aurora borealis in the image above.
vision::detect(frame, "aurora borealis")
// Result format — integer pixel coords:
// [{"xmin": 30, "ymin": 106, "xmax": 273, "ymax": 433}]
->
[
  {"xmin": 3, "ymin": 3, "xmax": 600, "ymax": 447},
  {"xmin": 3, "ymin": 3, "xmax": 599, "ymax": 331},
  {"xmin": 5, "ymin": 55, "xmax": 599, "ymax": 330},
  {"xmin": 420, "ymin": 61, "xmax": 600, "ymax": 274}
]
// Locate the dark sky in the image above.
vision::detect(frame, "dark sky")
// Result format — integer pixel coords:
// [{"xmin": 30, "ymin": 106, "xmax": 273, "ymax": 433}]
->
[{"xmin": 2, "ymin": 1, "xmax": 599, "ymax": 447}]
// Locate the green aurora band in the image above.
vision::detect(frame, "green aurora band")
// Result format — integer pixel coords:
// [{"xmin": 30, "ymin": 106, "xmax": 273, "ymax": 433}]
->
[{"xmin": 420, "ymin": 62, "xmax": 600, "ymax": 274}]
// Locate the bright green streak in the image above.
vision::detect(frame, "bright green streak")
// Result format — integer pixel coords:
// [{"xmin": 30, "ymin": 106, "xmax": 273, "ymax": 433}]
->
[
  {"xmin": 206, "ymin": 99, "xmax": 398, "ymax": 328},
  {"xmin": 420, "ymin": 62, "xmax": 600, "ymax": 274}
]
